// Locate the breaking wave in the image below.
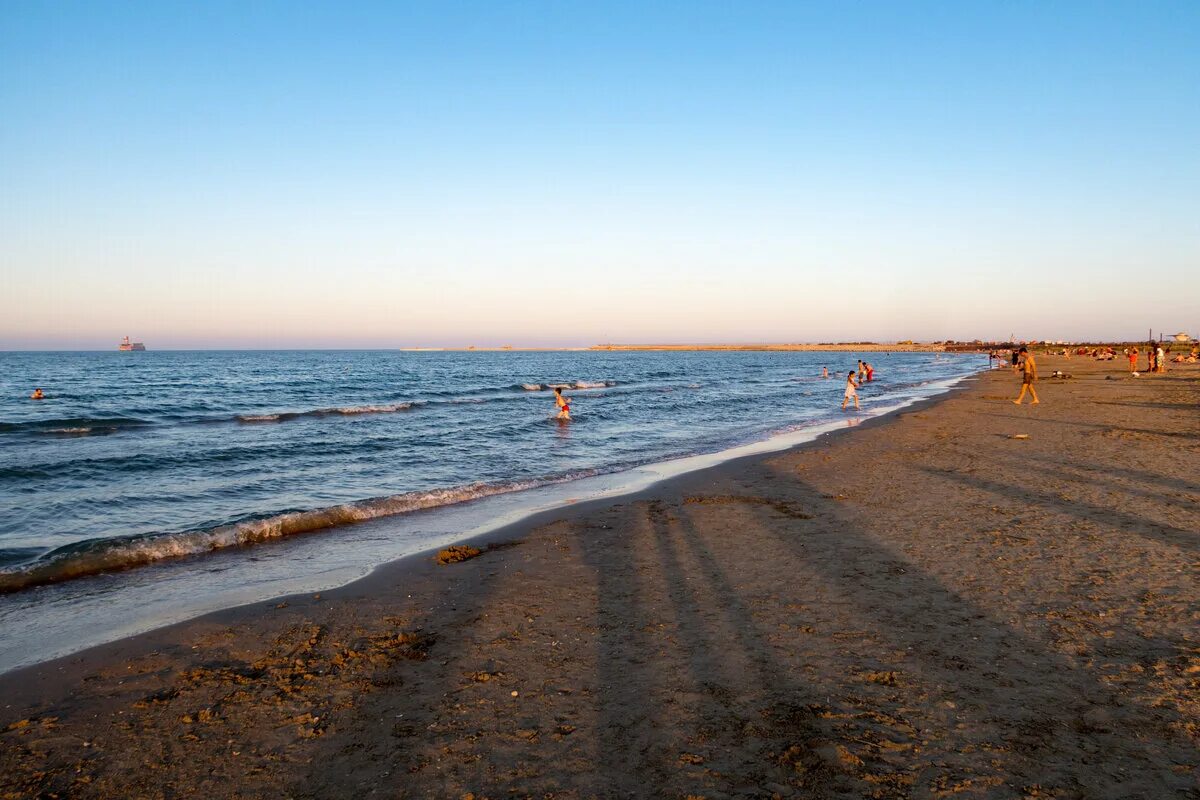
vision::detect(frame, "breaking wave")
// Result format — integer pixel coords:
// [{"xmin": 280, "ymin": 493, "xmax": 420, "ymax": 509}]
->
[
  {"xmin": 0, "ymin": 476, "xmax": 585, "ymax": 594},
  {"xmin": 0, "ymin": 417, "xmax": 153, "ymax": 436},
  {"xmin": 237, "ymin": 402, "xmax": 418, "ymax": 423},
  {"xmin": 520, "ymin": 380, "xmax": 616, "ymax": 391}
]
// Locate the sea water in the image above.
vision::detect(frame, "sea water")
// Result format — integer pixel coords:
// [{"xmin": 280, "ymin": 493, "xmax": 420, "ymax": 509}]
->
[{"xmin": 0, "ymin": 349, "xmax": 985, "ymax": 670}]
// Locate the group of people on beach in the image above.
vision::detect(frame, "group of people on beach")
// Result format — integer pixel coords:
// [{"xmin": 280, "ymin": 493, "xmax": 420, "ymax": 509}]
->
[
  {"xmin": 1125, "ymin": 344, "xmax": 1196, "ymax": 374},
  {"xmin": 1006, "ymin": 338, "xmax": 1198, "ymax": 405}
]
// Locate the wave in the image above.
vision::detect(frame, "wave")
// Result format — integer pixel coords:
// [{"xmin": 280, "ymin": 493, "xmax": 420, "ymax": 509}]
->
[
  {"xmin": 236, "ymin": 402, "xmax": 417, "ymax": 423},
  {"xmin": 0, "ymin": 417, "xmax": 153, "ymax": 436},
  {"xmin": 45, "ymin": 427, "xmax": 106, "ymax": 436},
  {"xmin": 520, "ymin": 380, "xmax": 616, "ymax": 391},
  {"xmin": 0, "ymin": 476, "xmax": 590, "ymax": 594}
]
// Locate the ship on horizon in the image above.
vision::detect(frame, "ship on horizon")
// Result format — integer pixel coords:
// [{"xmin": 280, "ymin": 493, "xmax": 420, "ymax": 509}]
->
[{"xmin": 118, "ymin": 336, "xmax": 146, "ymax": 351}]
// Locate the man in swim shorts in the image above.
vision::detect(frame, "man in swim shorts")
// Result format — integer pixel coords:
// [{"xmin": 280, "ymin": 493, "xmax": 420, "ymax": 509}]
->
[
  {"xmin": 554, "ymin": 386, "xmax": 571, "ymax": 420},
  {"xmin": 1013, "ymin": 347, "xmax": 1039, "ymax": 405}
]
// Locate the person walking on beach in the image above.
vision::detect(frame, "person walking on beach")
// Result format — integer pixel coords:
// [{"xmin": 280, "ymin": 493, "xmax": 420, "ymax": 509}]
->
[
  {"xmin": 1013, "ymin": 347, "xmax": 1039, "ymax": 405},
  {"xmin": 554, "ymin": 386, "xmax": 571, "ymax": 420},
  {"xmin": 842, "ymin": 371, "xmax": 860, "ymax": 410},
  {"xmin": 1156, "ymin": 345, "xmax": 1166, "ymax": 374},
  {"xmin": 1011, "ymin": 349, "xmax": 1020, "ymax": 373}
]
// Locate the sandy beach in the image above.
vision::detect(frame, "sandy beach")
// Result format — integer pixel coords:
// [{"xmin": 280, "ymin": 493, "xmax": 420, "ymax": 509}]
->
[{"xmin": 1, "ymin": 356, "xmax": 1196, "ymax": 799}]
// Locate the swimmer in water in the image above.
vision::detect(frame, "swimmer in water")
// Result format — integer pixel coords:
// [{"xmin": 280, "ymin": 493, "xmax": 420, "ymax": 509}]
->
[
  {"xmin": 865, "ymin": 362, "xmax": 874, "ymax": 381},
  {"xmin": 30, "ymin": 388, "xmax": 44, "ymax": 400},
  {"xmin": 822, "ymin": 366, "xmax": 829, "ymax": 379},
  {"xmin": 554, "ymin": 386, "xmax": 571, "ymax": 420}
]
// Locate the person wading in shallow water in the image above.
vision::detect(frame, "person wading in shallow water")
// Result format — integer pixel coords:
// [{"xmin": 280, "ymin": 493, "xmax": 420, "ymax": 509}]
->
[
  {"xmin": 554, "ymin": 386, "xmax": 571, "ymax": 420},
  {"xmin": 1013, "ymin": 346, "xmax": 1039, "ymax": 405},
  {"xmin": 842, "ymin": 371, "xmax": 860, "ymax": 411}
]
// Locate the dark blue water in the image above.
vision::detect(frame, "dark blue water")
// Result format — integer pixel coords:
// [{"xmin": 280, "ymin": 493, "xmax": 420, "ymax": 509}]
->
[{"xmin": 0, "ymin": 350, "xmax": 983, "ymax": 593}]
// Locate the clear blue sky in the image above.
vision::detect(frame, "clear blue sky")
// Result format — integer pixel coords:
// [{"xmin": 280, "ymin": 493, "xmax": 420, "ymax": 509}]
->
[{"xmin": 2, "ymin": 1, "xmax": 1197, "ymax": 348}]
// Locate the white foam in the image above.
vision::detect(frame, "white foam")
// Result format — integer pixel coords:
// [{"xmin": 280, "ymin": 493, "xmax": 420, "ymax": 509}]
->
[{"xmin": 0, "ymin": 478, "xmax": 565, "ymax": 594}]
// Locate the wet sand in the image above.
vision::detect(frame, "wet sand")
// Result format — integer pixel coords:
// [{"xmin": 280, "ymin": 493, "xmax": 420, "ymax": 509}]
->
[{"xmin": 2, "ymin": 357, "xmax": 1197, "ymax": 799}]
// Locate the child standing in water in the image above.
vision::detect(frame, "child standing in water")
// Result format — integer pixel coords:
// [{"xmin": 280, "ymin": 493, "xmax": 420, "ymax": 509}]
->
[
  {"xmin": 842, "ymin": 371, "xmax": 860, "ymax": 410},
  {"xmin": 554, "ymin": 386, "xmax": 571, "ymax": 420}
]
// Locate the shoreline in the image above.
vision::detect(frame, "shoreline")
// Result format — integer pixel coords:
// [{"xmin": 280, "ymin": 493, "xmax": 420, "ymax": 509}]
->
[
  {"xmin": 0, "ymin": 371, "xmax": 983, "ymax": 675},
  {"xmin": 2, "ymin": 358, "xmax": 1196, "ymax": 797}
]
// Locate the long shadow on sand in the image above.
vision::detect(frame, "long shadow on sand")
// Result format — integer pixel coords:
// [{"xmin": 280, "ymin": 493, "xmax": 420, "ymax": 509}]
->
[
  {"xmin": 1014, "ymin": 452, "xmax": 1200, "ymax": 495},
  {"xmin": 920, "ymin": 466, "xmax": 1198, "ymax": 553},
  {"xmin": 287, "ymin": 397, "xmax": 1197, "ymax": 797},
  {"xmin": 983, "ymin": 411, "xmax": 1199, "ymax": 440}
]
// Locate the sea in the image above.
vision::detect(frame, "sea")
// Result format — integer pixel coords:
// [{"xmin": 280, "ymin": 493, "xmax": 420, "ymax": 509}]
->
[{"xmin": 0, "ymin": 349, "xmax": 986, "ymax": 671}]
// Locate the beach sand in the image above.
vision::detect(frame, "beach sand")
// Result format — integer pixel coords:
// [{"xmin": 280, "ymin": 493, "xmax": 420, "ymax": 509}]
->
[{"xmin": 2, "ymin": 357, "xmax": 1197, "ymax": 799}]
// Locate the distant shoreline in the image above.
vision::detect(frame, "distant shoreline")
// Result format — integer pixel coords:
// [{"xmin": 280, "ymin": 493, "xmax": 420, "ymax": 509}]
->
[
  {"xmin": 6, "ymin": 341, "xmax": 1177, "ymax": 353},
  {"xmin": 401, "ymin": 343, "xmax": 954, "ymax": 352},
  {"xmin": 587, "ymin": 343, "xmax": 948, "ymax": 352}
]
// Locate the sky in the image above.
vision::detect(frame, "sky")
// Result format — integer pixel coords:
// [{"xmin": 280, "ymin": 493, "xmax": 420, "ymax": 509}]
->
[{"xmin": 1, "ymin": 1, "xmax": 1197, "ymax": 349}]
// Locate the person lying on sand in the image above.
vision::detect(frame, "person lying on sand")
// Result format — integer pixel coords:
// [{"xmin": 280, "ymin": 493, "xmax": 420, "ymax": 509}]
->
[
  {"xmin": 554, "ymin": 386, "xmax": 571, "ymax": 420},
  {"xmin": 1013, "ymin": 347, "xmax": 1039, "ymax": 405},
  {"xmin": 842, "ymin": 371, "xmax": 860, "ymax": 410}
]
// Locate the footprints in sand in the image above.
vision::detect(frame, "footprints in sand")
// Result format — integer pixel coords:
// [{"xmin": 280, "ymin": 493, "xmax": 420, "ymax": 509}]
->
[
  {"xmin": 0, "ymin": 618, "xmax": 436, "ymax": 797},
  {"xmin": 683, "ymin": 494, "xmax": 812, "ymax": 519}
]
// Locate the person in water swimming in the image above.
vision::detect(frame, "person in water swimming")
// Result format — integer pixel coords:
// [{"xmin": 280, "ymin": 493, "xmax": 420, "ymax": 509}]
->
[
  {"xmin": 554, "ymin": 386, "xmax": 571, "ymax": 420},
  {"xmin": 822, "ymin": 366, "xmax": 829, "ymax": 379},
  {"xmin": 30, "ymin": 388, "xmax": 44, "ymax": 400}
]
